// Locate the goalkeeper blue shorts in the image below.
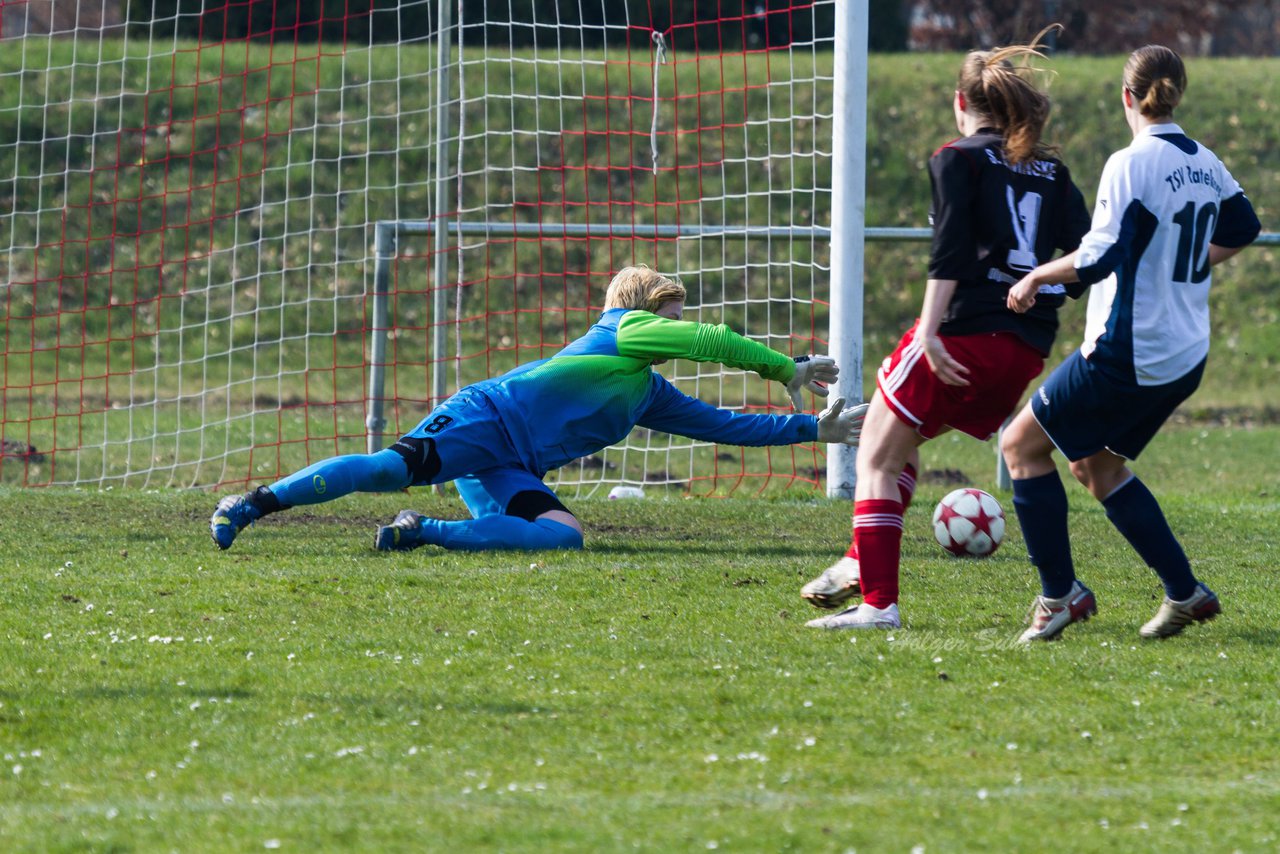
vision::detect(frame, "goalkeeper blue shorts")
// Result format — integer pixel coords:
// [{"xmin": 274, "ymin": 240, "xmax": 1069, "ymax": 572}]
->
[
  {"xmin": 404, "ymin": 388, "xmax": 521, "ymax": 481},
  {"xmin": 403, "ymin": 389, "xmax": 567, "ymax": 520},
  {"xmin": 1031, "ymin": 351, "xmax": 1205, "ymax": 462}
]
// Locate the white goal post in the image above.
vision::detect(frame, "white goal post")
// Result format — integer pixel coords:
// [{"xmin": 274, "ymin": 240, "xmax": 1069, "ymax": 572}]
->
[{"xmin": 826, "ymin": 0, "xmax": 868, "ymax": 499}]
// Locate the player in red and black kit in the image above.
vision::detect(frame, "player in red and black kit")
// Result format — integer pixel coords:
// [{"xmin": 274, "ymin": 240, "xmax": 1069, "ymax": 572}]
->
[{"xmin": 803, "ymin": 31, "xmax": 1092, "ymax": 629}]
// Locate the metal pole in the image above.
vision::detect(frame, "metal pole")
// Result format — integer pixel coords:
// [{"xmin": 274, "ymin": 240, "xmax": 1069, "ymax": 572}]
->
[
  {"xmin": 380, "ymin": 220, "xmax": 1280, "ymax": 244},
  {"xmin": 826, "ymin": 0, "xmax": 869, "ymax": 500},
  {"xmin": 382, "ymin": 221, "xmax": 933, "ymax": 241},
  {"xmin": 430, "ymin": 0, "xmax": 455, "ymax": 409},
  {"xmin": 996, "ymin": 418, "xmax": 1012, "ymax": 491},
  {"xmin": 366, "ymin": 221, "xmax": 395, "ymax": 453}
]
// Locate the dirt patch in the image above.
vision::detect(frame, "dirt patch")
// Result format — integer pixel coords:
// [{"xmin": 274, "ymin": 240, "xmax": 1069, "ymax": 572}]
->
[{"xmin": 0, "ymin": 439, "xmax": 45, "ymax": 462}]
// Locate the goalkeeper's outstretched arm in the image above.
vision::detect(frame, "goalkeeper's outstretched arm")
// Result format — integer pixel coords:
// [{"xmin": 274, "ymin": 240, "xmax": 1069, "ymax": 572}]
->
[
  {"xmin": 615, "ymin": 311, "xmax": 837, "ymax": 408},
  {"xmin": 636, "ymin": 377, "xmax": 865, "ymax": 447}
]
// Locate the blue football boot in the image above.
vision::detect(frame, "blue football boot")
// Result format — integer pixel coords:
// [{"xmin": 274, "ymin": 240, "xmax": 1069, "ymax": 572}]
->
[
  {"xmin": 209, "ymin": 492, "xmax": 263, "ymax": 550},
  {"xmin": 375, "ymin": 510, "xmax": 428, "ymax": 551}
]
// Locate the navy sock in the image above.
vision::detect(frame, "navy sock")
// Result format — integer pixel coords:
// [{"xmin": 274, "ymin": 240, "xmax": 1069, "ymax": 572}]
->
[
  {"xmin": 1012, "ymin": 471, "xmax": 1076, "ymax": 599},
  {"xmin": 269, "ymin": 449, "xmax": 411, "ymax": 507},
  {"xmin": 420, "ymin": 515, "xmax": 583, "ymax": 551},
  {"xmin": 1102, "ymin": 476, "xmax": 1196, "ymax": 601}
]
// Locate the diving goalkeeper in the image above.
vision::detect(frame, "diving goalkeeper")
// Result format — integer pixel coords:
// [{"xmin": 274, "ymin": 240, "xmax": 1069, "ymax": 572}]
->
[{"xmin": 209, "ymin": 266, "xmax": 867, "ymax": 553}]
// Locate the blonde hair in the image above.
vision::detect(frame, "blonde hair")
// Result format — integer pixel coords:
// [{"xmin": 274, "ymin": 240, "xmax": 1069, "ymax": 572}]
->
[
  {"xmin": 602, "ymin": 265, "xmax": 686, "ymax": 313},
  {"xmin": 957, "ymin": 26, "xmax": 1060, "ymax": 165},
  {"xmin": 1124, "ymin": 45, "xmax": 1186, "ymax": 119}
]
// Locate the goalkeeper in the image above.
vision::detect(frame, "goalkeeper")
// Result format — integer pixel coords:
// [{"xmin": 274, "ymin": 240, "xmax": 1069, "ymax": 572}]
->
[{"xmin": 210, "ymin": 266, "xmax": 866, "ymax": 553}]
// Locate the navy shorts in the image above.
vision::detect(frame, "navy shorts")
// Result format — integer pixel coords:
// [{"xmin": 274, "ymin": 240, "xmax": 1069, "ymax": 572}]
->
[
  {"xmin": 1031, "ymin": 351, "xmax": 1205, "ymax": 462},
  {"xmin": 402, "ymin": 389, "xmax": 569, "ymax": 521}
]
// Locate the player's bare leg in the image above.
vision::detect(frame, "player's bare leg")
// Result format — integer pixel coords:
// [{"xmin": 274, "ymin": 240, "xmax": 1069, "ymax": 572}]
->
[
  {"xmin": 1068, "ymin": 450, "xmax": 1131, "ymax": 501},
  {"xmin": 802, "ymin": 445, "xmax": 919, "ymax": 610},
  {"xmin": 999, "ymin": 406, "xmax": 1056, "ymax": 480},
  {"xmin": 807, "ymin": 393, "xmax": 919, "ymax": 629}
]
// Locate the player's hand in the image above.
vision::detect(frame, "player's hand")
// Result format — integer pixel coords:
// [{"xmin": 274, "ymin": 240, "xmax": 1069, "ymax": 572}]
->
[
  {"xmin": 816, "ymin": 397, "xmax": 870, "ymax": 445},
  {"xmin": 1006, "ymin": 274, "xmax": 1039, "ymax": 313},
  {"xmin": 921, "ymin": 334, "xmax": 970, "ymax": 387},
  {"xmin": 786, "ymin": 355, "xmax": 838, "ymax": 410}
]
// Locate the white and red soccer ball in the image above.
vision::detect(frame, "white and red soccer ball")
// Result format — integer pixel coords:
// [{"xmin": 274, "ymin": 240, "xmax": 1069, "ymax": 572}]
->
[{"xmin": 932, "ymin": 488, "xmax": 1005, "ymax": 557}]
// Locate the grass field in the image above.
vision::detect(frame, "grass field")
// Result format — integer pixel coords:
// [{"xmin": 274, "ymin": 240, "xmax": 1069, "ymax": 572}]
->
[{"xmin": 3, "ymin": 424, "xmax": 1278, "ymax": 851}]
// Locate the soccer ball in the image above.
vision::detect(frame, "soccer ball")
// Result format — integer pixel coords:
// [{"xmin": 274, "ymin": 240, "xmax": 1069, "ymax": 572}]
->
[{"xmin": 932, "ymin": 488, "xmax": 1005, "ymax": 557}]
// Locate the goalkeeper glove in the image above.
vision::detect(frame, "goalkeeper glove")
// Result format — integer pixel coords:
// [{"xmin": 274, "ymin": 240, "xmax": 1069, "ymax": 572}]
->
[
  {"xmin": 785, "ymin": 355, "xmax": 838, "ymax": 410},
  {"xmin": 816, "ymin": 397, "xmax": 869, "ymax": 445}
]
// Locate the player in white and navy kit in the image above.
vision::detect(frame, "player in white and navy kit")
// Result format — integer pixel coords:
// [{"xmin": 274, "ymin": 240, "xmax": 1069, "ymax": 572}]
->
[
  {"xmin": 1003, "ymin": 45, "xmax": 1261, "ymax": 642},
  {"xmin": 802, "ymin": 30, "xmax": 1092, "ymax": 630}
]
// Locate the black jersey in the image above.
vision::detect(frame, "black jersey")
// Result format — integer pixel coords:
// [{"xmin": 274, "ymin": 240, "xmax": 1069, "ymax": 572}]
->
[{"xmin": 927, "ymin": 130, "xmax": 1091, "ymax": 355}]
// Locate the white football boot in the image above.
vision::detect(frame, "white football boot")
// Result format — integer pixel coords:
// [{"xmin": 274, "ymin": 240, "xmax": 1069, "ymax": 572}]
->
[
  {"xmin": 799, "ymin": 556, "xmax": 861, "ymax": 609},
  {"xmin": 805, "ymin": 602, "xmax": 900, "ymax": 630},
  {"xmin": 1018, "ymin": 581, "xmax": 1096, "ymax": 643},
  {"xmin": 1139, "ymin": 583, "xmax": 1221, "ymax": 639}
]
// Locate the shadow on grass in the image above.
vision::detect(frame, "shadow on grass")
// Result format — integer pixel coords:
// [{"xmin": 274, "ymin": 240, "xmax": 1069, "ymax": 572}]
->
[
  {"xmin": 1207, "ymin": 627, "xmax": 1280, "ymax": 646},
  {"xmin": 0, "ymin": 685, "xmax": 257, "ymax": 702},
  {"xmin": 588, "ymin": 544, "xmax": 815, "ymax": 557}
]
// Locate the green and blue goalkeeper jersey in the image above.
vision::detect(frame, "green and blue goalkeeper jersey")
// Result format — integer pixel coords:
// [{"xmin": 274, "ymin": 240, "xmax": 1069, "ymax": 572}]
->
[{"xmin": 467, "ymin": 308, "xmax": 818, "ymax": 476}]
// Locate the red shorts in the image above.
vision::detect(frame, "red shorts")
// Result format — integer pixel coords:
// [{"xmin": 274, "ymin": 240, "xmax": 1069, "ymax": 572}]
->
[{"xmin": 877, "ymin": 322, "xmax": 1045, "ymax": 440}]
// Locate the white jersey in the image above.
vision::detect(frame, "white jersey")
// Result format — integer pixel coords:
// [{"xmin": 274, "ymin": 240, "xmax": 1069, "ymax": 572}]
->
[{"xmin": 1074, "ymin": 123, "xmax": 1258, "ymax": 386}]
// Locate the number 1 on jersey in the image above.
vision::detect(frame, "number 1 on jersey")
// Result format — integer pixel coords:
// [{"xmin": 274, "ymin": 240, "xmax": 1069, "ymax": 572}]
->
[{"xmin": 1006, "ymin": 187, "xmax": 1043, "ymax": 271}]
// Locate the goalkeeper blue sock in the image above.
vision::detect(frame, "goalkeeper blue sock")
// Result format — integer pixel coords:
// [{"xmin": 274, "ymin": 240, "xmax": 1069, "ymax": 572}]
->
[
  {"xmin": 268, "ymin": 449, "xmax": 411, "ymax": 507},
  {"xmin": 419, "ymin": 515, "xmax": 583, "ymax": 551},
  {"xmin": 1011, "ymin": 471, "xmax": 1076, "ymax": 599},
  {"xmin": 1102, "ymin": 475, "xmax": 1196, "ymax": 601}
]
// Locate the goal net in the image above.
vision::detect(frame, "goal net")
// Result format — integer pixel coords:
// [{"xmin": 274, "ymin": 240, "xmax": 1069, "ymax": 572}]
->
[{"xmin": 1, "ymin": 0, "xmax": 839, "ymax": 496}]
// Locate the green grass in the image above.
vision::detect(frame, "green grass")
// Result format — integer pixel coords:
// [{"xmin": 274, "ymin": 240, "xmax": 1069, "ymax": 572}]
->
[{"xmin": 3, "ymin": 423, "xmax": 1279, "ymax": 851}]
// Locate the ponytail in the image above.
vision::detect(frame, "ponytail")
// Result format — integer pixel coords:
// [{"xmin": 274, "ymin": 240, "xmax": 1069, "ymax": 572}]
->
[{"xmin": 956, "ymin": 26, "xmax": 1060, "ymax": 165}]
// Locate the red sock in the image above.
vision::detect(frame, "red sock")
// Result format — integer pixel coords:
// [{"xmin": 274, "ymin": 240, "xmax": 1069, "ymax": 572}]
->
[
  {"xmin": 854, "ymin": 498, "xmax": 904, "ymax": 608},
  {"xmin": 844, "ymin": 465, "xmax": 916, "ymax": 560}
]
